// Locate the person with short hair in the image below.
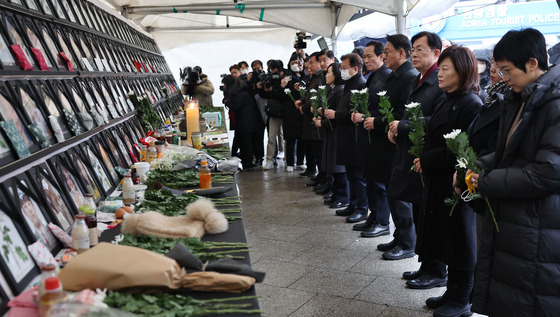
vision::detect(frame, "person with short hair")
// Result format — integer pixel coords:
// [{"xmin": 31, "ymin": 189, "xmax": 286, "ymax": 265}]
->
[
  {"xmin": 470, "ymin": 28, "xmax": 560, "ymax": 317},
  {"xmin": 324, "ymin": 53, "xmax": 367, "ymax": 221},
  {"xmin": 413, "ymin": 45, "xmax": 482, "ymax": 317}
]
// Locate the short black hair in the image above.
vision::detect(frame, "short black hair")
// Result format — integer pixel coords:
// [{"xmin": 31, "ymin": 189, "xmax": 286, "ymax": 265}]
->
[
  {"xmin": 251, "ymin": 60, "xmax": 263, "ymax": 69},
  {"xmin": 341, "ymin": 53, "xmax": 363, "ymax": 72},
  {"xmin": 193, "ymin": 65, "xmax": 202, "ymax": 74},
  {"xmin": 352, "ymin": 46, "xmax": 365, "ymax": 58},
  {"xmin": 493, "ymin": 28, "xmax": 548, "ymax": 72},
  {"xmin": 411, "ymin": 31, "xmax": 442, "ymax": 51},
  {"xmin": 385, "ymin": 34, "xmax": 412, "ymax": 58},
  {"xmin": 319, "ymin": 49, "xmax": 335, "ymax": 60},
  {"xmin": 229, "ymin": 64, "xmax": 240, "ymax": 72},
  {"xmin": 365, "ymin": 40, "xmax": 384, "ymax": 57},
  {"xmin": 309, "ymin": 51, "xmax": 322, "ymax": 62},
  {"xmin": 268, "ymin": 60, "xmax": 282, "ymax": 71},
  {"xmin": 238, "ymin": 61, "xmax": 249, "ymax": 68}
]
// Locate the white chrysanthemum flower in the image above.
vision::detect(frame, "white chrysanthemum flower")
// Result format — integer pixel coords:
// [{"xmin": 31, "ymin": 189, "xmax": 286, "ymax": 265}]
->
[
  {"xmin": 310, "ymin": 89, "xmax": 317, "ymax": 93},
  {"xmin": 319, "ymin": 85, "xmax": 326, "ymax": 90},
  {"xmin": 351, "ymin": 90, "xmax": 359, "ymax": 94},
  {"xmin": 284, "ymin": 89, "xmax": 291, "ymax": 94},
  {"xmin": 310, "ymin": 96, "xmax": 318, "ymax": 100},
  {"xmin": 443, "ymin": 129, "xmax": 462, "ymax": 139},
  {"xmin": 456, "ymin": 157, "xmax": 468, "ymax": 169},
  {"xmin": 360, "ymin": 88, "xmax": 368, "ymax": 94},
  {"xmin": 405, "ymin": 102, "xmax": 421, "ymax": 109},
  {"xmin": 377, "ymin": 91, "xmax": 387, "ymax": 96}
]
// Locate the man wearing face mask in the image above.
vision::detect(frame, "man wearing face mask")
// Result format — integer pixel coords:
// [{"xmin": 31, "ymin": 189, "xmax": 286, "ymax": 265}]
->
[
  {"xmin": 238, "ymin": 61, "xmax": 250, "ymax": 82},
  {"xmin": 283, "ymin": 54, "xmax": 306, "ymax": 172},
  {"xmin": 324, "ymin": 53, "xmax": 367, "ymax": 222},
  {"xmin": 258, "ymin": 60, "xmax": 287, "ymax": 170}
]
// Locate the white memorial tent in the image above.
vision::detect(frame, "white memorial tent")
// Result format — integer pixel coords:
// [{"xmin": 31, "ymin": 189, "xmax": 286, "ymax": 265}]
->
[{"xmin": 99, "ymin": 0, "xmax": 457, "ymax": 104}]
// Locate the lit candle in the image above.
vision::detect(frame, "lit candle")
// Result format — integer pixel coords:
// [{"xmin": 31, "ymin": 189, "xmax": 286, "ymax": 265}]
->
[{"xmin": 185, "ymin": 99, "xmax": 200, "ymax": 146}]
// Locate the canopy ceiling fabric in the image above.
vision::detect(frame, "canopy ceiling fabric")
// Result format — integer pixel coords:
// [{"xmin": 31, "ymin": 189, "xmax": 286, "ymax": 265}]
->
[{"xmin": 102, "ymin": 0, "xmax": 458, "ymax": 50}]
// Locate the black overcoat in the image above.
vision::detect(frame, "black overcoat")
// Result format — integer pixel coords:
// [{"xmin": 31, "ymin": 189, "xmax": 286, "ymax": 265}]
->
[{"xmin": 415, "ymin": 90, "xmax": 481, "ymax": 269}]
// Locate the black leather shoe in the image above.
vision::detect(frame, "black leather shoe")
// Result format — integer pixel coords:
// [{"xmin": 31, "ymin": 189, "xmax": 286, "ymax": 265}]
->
[
  {"xmin": 433, "ymin": 303, "xmax": 472, "ymax": 317},
  {"xmin": 323, "ymin": 192, "xmax": 334, "ymax": 200},
  {"xmin": 361, "ymin": 224, "xmax": 390, "ymax": 237},
  {"xmin": 406, "ymin": 274, "xmax": 447, "ymax": 289},
  {"xmin": 403, "ymin": 269, "xmax": 423, "ymax": 280},
  {"xmin": 426, "ymin": 291, "xmax": 451, "ymax": 309},
  {"xmin": 382, "ymin": 246, "xmax": 415, "ymax": 260},
  {"xmin": 335, "ymin": 207, "xmax": 353, "ymax": 216},
  {"xmin": 345, "ymin": 211, "xmax": 367, "ymax": 223},
  {"xmin": 330, "ymin": 202, "xmax": 349, "ymax": 209},
  {"xmin": 312, "ymin": 184, "xmax": 326, "ymax": 191},
  {"xmin": 324, "ymin": 197, "xmax": 335, "ymax": 205},
  {"xmin": 315, "ymin": 187, "xmax": 331, "ymax": 195},
  {"xmin": 306, "ymin": 180, "xmax": 319, "ymax": 187},
  {"xmin": 299, "ymin": 170, "xmax": 315, "ymax": 177},
  {"xmin": 377, "ymin": 239, "xmax": 397, "ymax": 251},
  {"xmin": 352, "ymin": 219, "xmax": 376, "ymax": 231}
]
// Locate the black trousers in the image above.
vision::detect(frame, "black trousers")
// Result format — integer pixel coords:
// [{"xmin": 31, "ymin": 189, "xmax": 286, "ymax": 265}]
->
[
  {"xmin": 285, "ymin": 138, "xmax": 305, "ymax": 167},
  {"xmin": 235, "ymin": 131, "xmax": 255, "ymax": 169}
]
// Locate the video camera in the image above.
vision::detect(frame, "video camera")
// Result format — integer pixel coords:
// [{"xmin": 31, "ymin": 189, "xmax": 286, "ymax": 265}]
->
[
  {"xmin": 180, "ymin": 66, "xmax": 201, "ymax": 86},
  {"xmin": 294, "ymin": 31, "xmax": 311, "ymax": 49},
  {"xmin": 258, "ymin": 72, "xmax": 281, "ymax": 89}
]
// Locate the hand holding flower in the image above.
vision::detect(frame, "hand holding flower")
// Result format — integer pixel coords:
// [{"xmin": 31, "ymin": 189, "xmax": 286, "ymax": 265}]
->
[{"xmin": 363, "ymin": 117, "xmax": 374, "ymax": 130}]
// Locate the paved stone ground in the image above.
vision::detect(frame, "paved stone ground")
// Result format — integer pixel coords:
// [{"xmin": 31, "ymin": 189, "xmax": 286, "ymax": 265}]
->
[{"xmin": 237, "ymin": 165, "xmax": 457, "ymax": 317}]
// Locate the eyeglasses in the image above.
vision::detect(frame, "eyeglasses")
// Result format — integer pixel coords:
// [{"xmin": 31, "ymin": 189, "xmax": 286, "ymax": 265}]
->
[
  {"xmin": 411, "ymin": 47, "xmax": 432, "ymax": 54},
  {"xmin": 496, "ymin": 68, "xmax": 510, "ymax": 79}
]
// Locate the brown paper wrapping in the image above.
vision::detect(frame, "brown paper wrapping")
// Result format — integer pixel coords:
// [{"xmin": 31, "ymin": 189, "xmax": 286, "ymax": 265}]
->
[
  {"xmin": 59, "ymin": 242, "xmax": 183, "ymax": 291},
  {"xmin": 58, "ymin": 243, "xmax": 255, "ymax": 293},
  {"xmin": 181, "ymin": 272, "xmax": 255, "ymax": 293}
]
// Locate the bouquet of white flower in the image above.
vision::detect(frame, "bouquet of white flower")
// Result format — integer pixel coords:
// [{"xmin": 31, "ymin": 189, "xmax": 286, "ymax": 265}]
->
[
  {"xmin": 284, "ymin": 88, "xmax": 297, "ymax": 103},
  {"xmin": 405, "ymin": 102, "xmax": 425, "ymax": 187},
  {"xmin": 377, "ymin": 91, "xmax": 394, "ymax": 133},
  {"xmin": 350, "ymin": 88, "xmax": 370, "ymax": 142},
  {"xmin": 318, "ymin": 85, "xmax": 332, "ymax": 130},
  {"xmin": 444, "ymin": 129, "xmax": 499, "ymax": 232},
  {"xmin": 310, "ymin": 90, "xmax": 321, "ymax": 138}
]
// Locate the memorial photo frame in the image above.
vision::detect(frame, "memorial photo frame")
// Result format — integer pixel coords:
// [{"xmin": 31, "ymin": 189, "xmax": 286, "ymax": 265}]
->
[
  {"xmin": 0, "ymin": 196, "xmax": 39, "ymax": 294},
  {"xmin": 92, "ymin": 135, "xmax": 119, "ymax": 183},
  {"xmin": 49, "ymin": 156, "xmax": 85, "ymax": 210},
  {"xmin": 68, "ymin": 149, "xmax": 103, "ymax": 199}
]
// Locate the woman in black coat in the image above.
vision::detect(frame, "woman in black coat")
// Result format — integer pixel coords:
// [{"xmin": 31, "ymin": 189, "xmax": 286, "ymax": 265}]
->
[
  {"xmin": 469, "ymin": 29, "xmax": 560, "ymax": 317},
  {"xmin": 313, "ymin": 63, "xmax": 347, "ymax": 205},
  {"xmin": 413, "ymin": 46, "xmax": 481, "ymax": 317},
  {"xmin": 222, "ymin": 75, "xmax": 260, "ymax": 170}
]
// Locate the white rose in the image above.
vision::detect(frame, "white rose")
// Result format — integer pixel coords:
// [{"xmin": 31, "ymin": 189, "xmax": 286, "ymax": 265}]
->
[{"xmin": 377, "ymin": 91, "xmax": 387, "ymax": 96}]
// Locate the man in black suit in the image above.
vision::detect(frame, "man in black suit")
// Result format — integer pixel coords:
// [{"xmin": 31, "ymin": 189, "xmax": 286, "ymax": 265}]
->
[
  {"xmin": 352, "ymin": 34, "xmax": 418, "ymax": 238},
  {"xmin": 384, "ymin": 32, "xmax": 448, "ymax": 290},
  {"xmin": 324, "ymin": 53, "xmax": 367, "ymax": 222}
]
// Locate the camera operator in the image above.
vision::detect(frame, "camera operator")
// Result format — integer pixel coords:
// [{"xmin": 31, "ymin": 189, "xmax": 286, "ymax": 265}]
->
[
  {"xmin": 257, "ymin": 59, "xmax": 288, "ymax": 170},
  {"xmin": 249, "ymin": 60, "xmax": 266, "ymax": 166},
  {"xmin": 180, "ymin": 66, "xmax": 215, "ymax": 108}
]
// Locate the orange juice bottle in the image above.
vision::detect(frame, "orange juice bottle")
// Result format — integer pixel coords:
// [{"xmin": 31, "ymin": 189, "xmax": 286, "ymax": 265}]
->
[{"xmin": 199, "ymin": 160, "xmax": 212, "ymax": 189}]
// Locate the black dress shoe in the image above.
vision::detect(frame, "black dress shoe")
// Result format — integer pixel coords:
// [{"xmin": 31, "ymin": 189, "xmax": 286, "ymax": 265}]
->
[
  {"xmin": 324, "ymin": 197, "xmax": 335, "ymax": 205},
  {"xmin": 426, "ymin": 291, "xmax": 451, "ymax": 309},
  {"xmin": 306, "ymin": 180, "xmax": 319, "ymax": 187},
  {"xmin": 361, "ymin": 224, "xmax": 390, "ymax": 237},
  {"xmin": 315, "ymin": 187, "xmax": 331, "ymax": 195},
  {"xmin": 345, "ymin": 211, "xmax": 367, "ymax": 223},
  {"xmin": 335, "ymin": 207, "xmax": 353, "ymax": 216},
  {"xmin": 299, "ymin": 170, "xmax": 315, "ymax": 177},
  {"xmin": 330, "ymin": 202, "xmax": 349, "ymax": 209},
  {"xmin": 312, "ymin": 184, "xmax": 326, "ymax": 191},
  {"xmin": 352, "ymin": 219, "xmax": 376, "ymax": 231},
  {"xmin": 323, "ymin": 192, "xmax": 334, "ymax": 200},
  {"xmin": 403, "ymin": 269, "xmax": 423, "ymax": 280},
  {"xmin": 382, "ymin": 246, "xmax": 415, "ymax": 260},
  {"xmin": 433, "ymin": 302, "xmax": 472, "ymax": 317},
  {"xmin": 406, "ymin": 274, "xmax": 447, "ymax": 289},
  {"xmin": 377, "ymin": 239, "xmax": 397, "ymax": 251}
]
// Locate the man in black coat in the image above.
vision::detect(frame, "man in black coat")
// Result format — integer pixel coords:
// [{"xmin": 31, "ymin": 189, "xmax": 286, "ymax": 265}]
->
[
  {"xmin": 296, "ymin": 52, "xmax": 323, "ymax": 177},
  {"xmin": 348, "ymin": 40, "xmax": 391, "ymax": 223},
  {"xmin": 324, "ymin": 53, "xmax": 367, "ymax": 221},
  {"xmin": 384, "ymin": 33, "xmax": 448, "ymax": 290},
  {"xmin": 353, "ymin": 34, "xmax": 418, "ymax": 237}
]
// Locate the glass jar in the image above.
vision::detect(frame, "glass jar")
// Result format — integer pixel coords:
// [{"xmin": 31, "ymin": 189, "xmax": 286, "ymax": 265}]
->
[{"xmin": 71, "ymin": 215, "xmax": 89, "ymax": 254}]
